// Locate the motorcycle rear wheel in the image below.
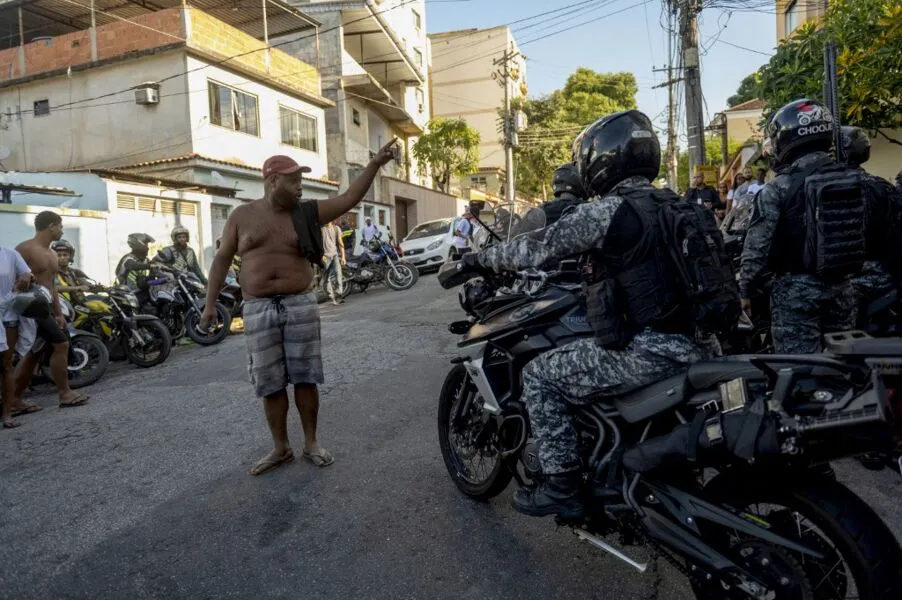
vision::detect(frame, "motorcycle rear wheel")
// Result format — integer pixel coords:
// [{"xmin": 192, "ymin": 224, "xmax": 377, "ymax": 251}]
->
[
  {"xmin": 438, "ymin": 364, "xmax": 513, "ymax": 501},
  {"xmin": 692, "ymin": 474, "xmax": 902, "ymax": 600},
  {"xmin": 124, "ymin": 319, "xmax": 172, "ymax": 368}
]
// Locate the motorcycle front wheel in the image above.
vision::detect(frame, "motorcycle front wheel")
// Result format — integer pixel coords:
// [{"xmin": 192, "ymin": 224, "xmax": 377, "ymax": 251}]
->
[
  {"xmin": 42, "ymin": 335, "xmax": 110, "ymax": 389},
  {"xmin": 385, "ymin": 263, "xmax": 418, "ymax": 291},
  {"xmin": 185, "ymin": 303, "xmax": 231, "ymax": 346},
  {"xmin": 124, "ymin": 319, "xmax": 173, "ymax": 368},
  {"xmin": 437, "ymin": 364, "xmax": 512, "ymax": 501}
]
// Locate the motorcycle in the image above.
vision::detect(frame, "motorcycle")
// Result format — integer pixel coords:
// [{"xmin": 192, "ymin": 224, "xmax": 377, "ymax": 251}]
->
[
  {"xmin": 436, "ymin": 258, "xmax": 902, "ymax": 600},
  {"xmin": 74, "ymin": 280, "xmax": 172, "ymax": 368},
  {"xmin": 218, "ymin": 270, "xmax": 243, "ymax": 319},
  {"xmin": 341, "ymin": 230, "xmax": 419, "ymax": 296},
  {"xmin": 141, "ymin": 267, "xmax": 231, "ymax": 346}
]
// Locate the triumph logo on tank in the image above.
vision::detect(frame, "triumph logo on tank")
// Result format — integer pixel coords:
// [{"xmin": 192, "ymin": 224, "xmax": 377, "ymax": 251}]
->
[{"xmin": 798, "ymin": 123, "xmax": 834, "ymax": 136}]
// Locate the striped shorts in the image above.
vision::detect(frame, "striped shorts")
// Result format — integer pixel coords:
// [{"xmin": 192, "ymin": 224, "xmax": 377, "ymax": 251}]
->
[{"xmin": 243, "ymin": 291, "xmax": 324, "ymax": 397}]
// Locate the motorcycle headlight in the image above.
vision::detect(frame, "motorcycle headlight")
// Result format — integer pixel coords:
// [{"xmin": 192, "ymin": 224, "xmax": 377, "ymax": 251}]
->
[
  {"xmin": 426, "ymin": 239, "xmax": 443, "ymax": 251},
  {"xmin": 123, "ymin": 293, "xmax": 139, "ymax": 308}
]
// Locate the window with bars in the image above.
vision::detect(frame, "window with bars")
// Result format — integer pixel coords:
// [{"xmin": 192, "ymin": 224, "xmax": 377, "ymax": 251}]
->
[
  {"xmin": 208, "ymin": 81, "xmax": 259, "ymax": 136},
  {"xmin": 280, "ymin": 106, "xmax": 318, "ymax": 152}
]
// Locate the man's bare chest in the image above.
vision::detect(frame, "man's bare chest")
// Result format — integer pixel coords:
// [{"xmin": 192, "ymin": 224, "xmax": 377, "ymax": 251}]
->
[{"xmin": 238, "ymin": 213, "xmax": 299, "ymax": 255}]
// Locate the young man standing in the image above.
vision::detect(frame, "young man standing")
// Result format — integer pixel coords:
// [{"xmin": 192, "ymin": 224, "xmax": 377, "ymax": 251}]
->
[
  {"xmin": 1, "ymin": 246, "xmax": 34, "ymax": 429},
  {"xmin": 201, "ymin": 142, "xmax": 396, "ymax": 476},
  {"xmin": 320, "ymin": 220, "xmax": 346, "ymax": 305},
  {"xmin": 12, "ymin": 211, "xmax": 89, "ymax": 408}
]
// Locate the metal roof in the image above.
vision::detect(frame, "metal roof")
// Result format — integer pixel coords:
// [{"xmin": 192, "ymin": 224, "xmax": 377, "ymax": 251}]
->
[{"xmin": 0, "ymin": 0, "xmax": 318, "ymax": 49}]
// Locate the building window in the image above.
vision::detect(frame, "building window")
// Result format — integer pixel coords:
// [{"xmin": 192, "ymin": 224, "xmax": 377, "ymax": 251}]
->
[
  {"xmin": 412, "ymin": 9, "xmax": 421, "ymax": 31},
  {"xmin": 415, "ymin": 88, "xmax": 425, "ymax": 112},
  {"xmin": 280, "ymin": 106, "xmax": 318, "ymax": 152},
  {"xmin": 414, "ymin": 48, "xmax": 423, "ymax": 67},
  {"xmin": 784, "ymin": 0, "xmax": 800, "ymax": 35},
  {"xmin": 378, "ymin": 209, "xmax": 386, "ymax": 226},
  {"xmin": 33, "ymin": 99, "xmax": 49, "ymax": 117},
  {"xmin": 471, "ymin": 175, "xmax": 487, "ymax": 187},
  {"xmin": 352, "ymin": 108, "xmax": 361, "ymax": 126},
  {"xmin": 208, "ymin": 81, "xmax": 259, "ymax": 136}
]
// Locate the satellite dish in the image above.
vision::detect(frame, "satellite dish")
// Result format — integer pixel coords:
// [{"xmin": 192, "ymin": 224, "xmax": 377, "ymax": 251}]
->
[
  {"xmin": 0, "ymin": 146, "xmax": 12, "ymax": 161},
  {"xmin": 210, "ymin": 170, "xmax": 226, "ymax": 185}
]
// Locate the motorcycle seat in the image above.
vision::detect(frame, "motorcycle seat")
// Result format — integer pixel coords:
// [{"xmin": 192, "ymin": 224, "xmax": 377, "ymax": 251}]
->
[
  {"xmin": 686, "ymin": 358, "xmax": 764, "ymax": 390},
  {"xmin": 614, "ymin": 373, "xmax": 688, "ymax": 423}
]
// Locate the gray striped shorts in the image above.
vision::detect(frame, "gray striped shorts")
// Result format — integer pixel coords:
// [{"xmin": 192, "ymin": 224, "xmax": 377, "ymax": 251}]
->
[{"xmin": 243, "ymin": 291, "xmax": 324, "ymax": 397}]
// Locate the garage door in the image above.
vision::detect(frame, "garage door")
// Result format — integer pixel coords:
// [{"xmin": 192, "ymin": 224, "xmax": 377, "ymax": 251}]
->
[{"xmin": 115, "ymin": 194, "xmax": 201, "ymax": 266}]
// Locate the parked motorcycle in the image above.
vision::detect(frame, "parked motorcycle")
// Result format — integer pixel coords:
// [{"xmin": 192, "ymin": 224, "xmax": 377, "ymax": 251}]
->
[
  {"xmin": 341, "ymin": 231, "xmax": 419, "ymax": 296},
  {"xmin": 142, "ymin": 267, "xmax": 231, "ymax": 346},
  {"xmin": 218, "ymin": 270, "xmax": 243, "ymax": 319},
  {"xmin": 74, "ymin": 280, "xmax": 172, "ymax": 368},
  {"xmin": 30, "ymin": 296, "xmax": 110, "ymax": 389},
  {"xmin": 436, "ymin": 257, "xmax": 902, "ymax": 600}
]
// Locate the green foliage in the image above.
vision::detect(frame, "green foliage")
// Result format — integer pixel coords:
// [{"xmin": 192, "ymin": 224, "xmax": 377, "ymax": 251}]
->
[
  {"xmin": 748, "ymin": 0, "xmax": 902, "ymax": 133},
  {"xmin": 727, "ymin": 72, "xmax": 761, "ymax": 108},
  {"xmin": 513, "ymin": 69, "xmax": 639, "ymax": 199},
  {"xmin": 412, "ymin": 118, "xmax": 480, "ymax": 194}
]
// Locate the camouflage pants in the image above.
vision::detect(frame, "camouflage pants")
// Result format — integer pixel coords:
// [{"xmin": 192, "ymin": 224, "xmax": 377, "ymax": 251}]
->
[
  {"xmin": 770, "ymin": 274, "xmax": 855, "ymax": 354},
  {"xmin": 850, "ymin": 261, "xmax": 896, "ymax": 327},
  {"xmin": 521, "ymin": 333, "xmax": 709, "ymax": 475}
]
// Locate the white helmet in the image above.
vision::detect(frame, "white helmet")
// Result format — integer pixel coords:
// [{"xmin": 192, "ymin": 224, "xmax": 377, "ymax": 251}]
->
[{"xmin": 171, "ymin": 226, "xmax": 190, "ymax": 243}]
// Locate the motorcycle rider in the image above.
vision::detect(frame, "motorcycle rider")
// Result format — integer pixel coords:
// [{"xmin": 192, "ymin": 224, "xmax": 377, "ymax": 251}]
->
[
  {"xmin": 155, "ymin": 226, "xmax": 207, "ymax": 285},
  {"xmin": 539, "ymin": 163, "xmax": 586, "ymax": 227},
  {"xmin": 454, "ymin": 110, "xmax": 714, "ymax": 519},
  {"xmin": 51, "ymin": 239, "xmax": 90, "ymax": 306},
  {"xmin": 841, "ymin": 126, "xmax": 901, "ymax": 327},
  {"xmin": 740, "ymin": 99, "xmax": 898, "ymax": 353},
  {"xmin": 115, "ymin": 233, "xmax": 158, "ymax": 290}
]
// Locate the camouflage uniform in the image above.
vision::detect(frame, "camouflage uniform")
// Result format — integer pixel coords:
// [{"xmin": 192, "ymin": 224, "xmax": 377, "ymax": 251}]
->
[
  {"xmin": 739, "ymin": 151, "xmax": 857, "ymax": 354},
  {"xmin": 479, "ymin": 176, "xmax": 711, "ymax": 475}
]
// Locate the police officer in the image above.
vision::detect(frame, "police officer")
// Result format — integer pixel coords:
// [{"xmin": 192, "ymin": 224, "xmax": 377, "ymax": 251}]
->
[
  {"xmin": 455, "ymin": 110, "xmax": 711, "ymax": 519},
  {"xmin": 841, "ymin": 126, "xmax": 901, "ymax": 328},
  {"xmin": 155, "ymin": 226, "xmax": 207, "ymax": 284},
  {"xmin": 740, "ymin": 99, "xmax": 896, "ymax": 354},
  {"xmin": 539, "ymin": 163, "xmax": 586, "ymax": 227}
]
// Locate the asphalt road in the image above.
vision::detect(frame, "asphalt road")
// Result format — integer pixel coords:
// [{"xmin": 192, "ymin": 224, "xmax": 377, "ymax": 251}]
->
[{"xmin": 1, "ymin": 276, "xmax": 900, "ymax": 600}]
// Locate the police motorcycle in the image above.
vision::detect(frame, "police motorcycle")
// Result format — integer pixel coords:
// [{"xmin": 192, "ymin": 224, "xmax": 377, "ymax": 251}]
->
[
  {"xmin": 436, "ymin": 203, "xmax": 902, "ymax": 600},
  {"xmin": 74, "ymin": 278, "xmax": 172, "ymax": 368},
  {"xmin": 340, "ymin": 227, "xmax": 419, "ymax": 297},
  {"xmin": 10, "ymin": 286, "xmax": 110, "ymax": 389},
  {"xmin": 141, "ymin": 265, "xmax": 231, "ymax": 346}
]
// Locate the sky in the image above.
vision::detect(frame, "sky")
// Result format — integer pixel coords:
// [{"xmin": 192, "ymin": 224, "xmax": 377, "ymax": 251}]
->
[{"xmin": 424, "ymin": 0, "xmax": 778, "ymax": 146}]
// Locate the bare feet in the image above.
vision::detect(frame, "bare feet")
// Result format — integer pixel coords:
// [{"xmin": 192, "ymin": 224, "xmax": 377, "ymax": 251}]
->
[{"xmin": 249, "ymin": 448, "xmax": 294, "ymax": 476}]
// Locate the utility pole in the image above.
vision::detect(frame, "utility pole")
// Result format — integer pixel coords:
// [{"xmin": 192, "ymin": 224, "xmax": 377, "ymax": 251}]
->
[
  {"xmin": 652, "ymin": 64, "xmax": 681, "ymax": 191},
  {"xmin": 679, "ymin": 0, "xmax": 705, "ymax": 178},
  {"xmin": 493, "ymin": 45, "xmax": 521, "ymax": 217}
]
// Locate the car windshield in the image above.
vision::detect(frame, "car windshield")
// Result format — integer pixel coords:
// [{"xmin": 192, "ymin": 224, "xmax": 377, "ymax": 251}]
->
[{"xmin": 405, "ymin": 219, "xmax": 453, "ymax": 241}]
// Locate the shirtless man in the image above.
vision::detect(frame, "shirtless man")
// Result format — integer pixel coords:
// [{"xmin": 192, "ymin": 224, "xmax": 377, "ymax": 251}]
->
[
  {"xmin": 202, "ymin": 141, "xmax": 397, "ymax": 475},
  {"xmin": 11, "ymin": 211, "xmax": 89, "ymax": 409}
]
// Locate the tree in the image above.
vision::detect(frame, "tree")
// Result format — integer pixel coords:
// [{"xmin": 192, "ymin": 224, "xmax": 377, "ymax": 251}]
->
[
  {"xmin": 664, "ymin": 136, "xmax": 746, "ymax": 192},
  {"xmin": 412, "ymin": 118, "xmax": 480, "ymax": 194},
  {"xmin": 727, "ymin": 72, "xmax": 761, "ymax": 108},
  {"xmin": 513, "ymin": 69, "xmax": 639, "ymax": 199},
  {"xmin": 749, "ymin": 0, "xmax": 902, "ymax": 141}
]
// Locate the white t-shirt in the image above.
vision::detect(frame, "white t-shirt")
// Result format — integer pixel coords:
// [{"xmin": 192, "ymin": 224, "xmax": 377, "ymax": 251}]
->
[
  {"xmin": 452, "ymin": 217, "xmax": 473, "ymax": 248},
  {"xmin": 0, "ymin": 247, "xmax": 31, "ymax": 352},
  {"xmin": 746, "ymin": 182, "xmax": 766, "ymax": 195}
]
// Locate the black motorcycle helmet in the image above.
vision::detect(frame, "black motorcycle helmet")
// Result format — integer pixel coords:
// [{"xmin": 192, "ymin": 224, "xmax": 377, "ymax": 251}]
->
[
  {"xmin": 551, "ymin": 163, "xmax": 585, "ymax": 199},
  {"xmin": 766, "ymin": 98, "xmax": 834, "ymax": 167},
  {"xmin": 841, "ymin": 126, "xmax": 871, "ymax": 167},
  {"xmin": 127, "ymin": 233, "xmax": 154, "ymax": 257},
  {"xmin": 574, "ymin": 110, "xmax": 660, "ymax": 197}
]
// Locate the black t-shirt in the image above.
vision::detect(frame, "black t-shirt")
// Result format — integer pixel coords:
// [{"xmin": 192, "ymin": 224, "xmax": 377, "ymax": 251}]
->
[{"xmin": 683, "ymin": 186, "xmax": 724, "ymax": 210}]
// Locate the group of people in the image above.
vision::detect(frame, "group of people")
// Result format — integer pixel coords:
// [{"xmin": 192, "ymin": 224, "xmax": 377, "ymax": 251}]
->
[
  {"xmin": 0, "ymin": 218, "xmax": 213, "ymax": 429},
  {"xmin": 453, "ymin": 99, "xmax": 901, "ymax": 518}
]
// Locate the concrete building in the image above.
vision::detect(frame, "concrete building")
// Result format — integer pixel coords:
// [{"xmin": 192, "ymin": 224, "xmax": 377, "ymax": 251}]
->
[
  {"xmin": 278, "ymin": 0, "xmax": 456, "ymax": 239},
  {"xmin": 428, "ymin": 26, "xmax": 527, "ymax": 196},
  {"xmin": 777, "ymin": 0, "xmax": 826, "ymax": 41},
  {"xmin": 0, "ymin": 0, "xmax": 340, "ymax": 220}
]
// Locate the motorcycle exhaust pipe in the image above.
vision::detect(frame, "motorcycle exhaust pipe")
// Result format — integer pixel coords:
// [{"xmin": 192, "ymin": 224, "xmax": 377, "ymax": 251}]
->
[{"xmin": 573, "ymin": 529, "xmax": 647, "ymax": 573}]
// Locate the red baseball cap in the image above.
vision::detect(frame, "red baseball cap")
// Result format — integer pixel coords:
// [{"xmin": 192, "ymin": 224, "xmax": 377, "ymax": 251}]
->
[{"xmin": 262, "ymin": 155, "xmax": 312, "ymax": 178}]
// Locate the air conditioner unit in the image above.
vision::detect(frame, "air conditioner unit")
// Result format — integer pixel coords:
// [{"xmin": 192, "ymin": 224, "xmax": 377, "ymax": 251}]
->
[{"xmin": 135, "ymin": 86, "xmax": 159, "ymax": 105}]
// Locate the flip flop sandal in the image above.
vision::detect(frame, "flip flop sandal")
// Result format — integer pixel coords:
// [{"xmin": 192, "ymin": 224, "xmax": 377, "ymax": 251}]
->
[
  {"xmin": 2, "ymin": 419, "xmax": 21, "ymax": 429},
  {"xmin": 12, "ymin": 404, "xmax": 43, "ymax": 417},
  {"xmin": 302, "ymin": 448, "xmax": 335, "ymax": 468},
  {"xmin": 249, "ymin": 449, "xmax": 294, "ymax": 476},
  {"xmin": 59, "ymin": 395, "xmax": 89, "ymax": 408}
]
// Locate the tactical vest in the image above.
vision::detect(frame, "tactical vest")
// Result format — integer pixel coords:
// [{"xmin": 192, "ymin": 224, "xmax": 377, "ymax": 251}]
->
[
  {"xmin": 584, "ymin": 189, "xmax": 686, "ymax": 347},
  {"xmin": 773, "ymin": 157, "xmax": 868, "ymax": 280}
]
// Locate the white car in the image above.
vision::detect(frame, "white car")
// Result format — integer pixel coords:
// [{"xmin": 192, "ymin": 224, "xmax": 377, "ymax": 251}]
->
[{"xmin": 400, "ymin": 217, "xmax": 462, "ymax": 273}]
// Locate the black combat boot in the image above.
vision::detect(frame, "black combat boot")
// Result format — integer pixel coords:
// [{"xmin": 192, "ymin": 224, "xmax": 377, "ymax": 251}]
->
[{"xmin": 512, "ymin": 471, "xmax": 584, "ymax": 520}]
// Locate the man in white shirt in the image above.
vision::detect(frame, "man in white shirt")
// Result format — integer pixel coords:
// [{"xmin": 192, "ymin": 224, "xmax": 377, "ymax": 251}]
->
[
  {"xmin": 320, "ymin": 221, "xmax": 346, "ymax": 305},
  {"xmin": 1, "ymin": 246, "xmax": 35, "ymax": 429},
  {"xmin": 362, "ymin": 218, "xmax": 379, "ymax": 244},
  {"xmin": 452, "ymin": 210, "xmax": 475, "ymax": 254},
  {"xmin": 745, "ymin": 167, "xmax": 768, "ymax": 196}
]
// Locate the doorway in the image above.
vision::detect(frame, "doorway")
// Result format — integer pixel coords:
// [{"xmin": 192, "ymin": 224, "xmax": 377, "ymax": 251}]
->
[{"xmin": 396, "ymin": 199, "xmax": 411, "ymax": 238}]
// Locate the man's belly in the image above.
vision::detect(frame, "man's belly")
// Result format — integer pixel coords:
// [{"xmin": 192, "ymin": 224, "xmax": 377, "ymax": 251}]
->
[{"xmin": 239, "ymin": 254, "xmax": 314, "ymax": 299}]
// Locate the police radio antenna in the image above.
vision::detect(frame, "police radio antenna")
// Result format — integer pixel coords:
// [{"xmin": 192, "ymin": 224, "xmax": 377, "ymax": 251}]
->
[{"xmin": 823, "ymin": 41, "xmax": 844, "ymax": 163}]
